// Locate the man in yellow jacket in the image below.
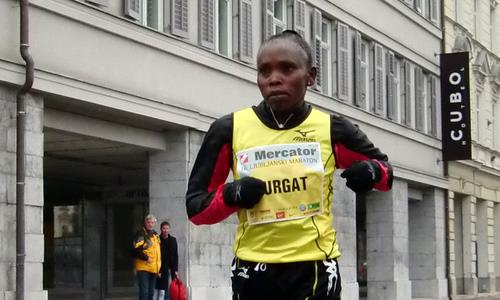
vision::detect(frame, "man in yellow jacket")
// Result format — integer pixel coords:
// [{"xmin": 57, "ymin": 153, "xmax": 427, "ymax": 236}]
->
[{"xmin": 132, "ymin": 214, "xmax": 161, "ymax": 300}]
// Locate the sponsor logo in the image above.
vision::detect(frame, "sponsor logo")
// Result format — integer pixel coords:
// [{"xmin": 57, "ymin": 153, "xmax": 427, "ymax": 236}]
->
[
  {"xmin": 323, "ymin": 260, "xmax": 338, "ymax": 296},
  {"xmin": 308, "ymin": 202, "xmax": 320, "ymax": 209},
  {"xmin": 276, "ymin": 212, "xmax": 285, "ymax": 219},
  {"xmin": 254, "ymin": 147, "xmax": 317, "ymax": 161},
  {"xmin": 292, "ymin": 136, "xmax": 316, "ymax": 142},
  {"xmin": 293, "ymin": 129, "xmax": 316, "ymax": 142},
  {"xmin": 237, "ymin": 267, "xmax": 250, "ymax": 279},
  {"xmin": 295, "ymin": 129, "xmax": 315, "ymax": 137},
  {"xmin": 238, "ymin": 153, "xmax": 249, "ymax": 164},
  {"xmin": 299, "ymin": 204, "xmax": 307, "ymax": 211}
]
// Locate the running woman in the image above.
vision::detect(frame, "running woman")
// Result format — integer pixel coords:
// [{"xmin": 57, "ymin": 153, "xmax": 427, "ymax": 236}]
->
[{"xmin": 186, "ymin": 30, "xmax": 393, "ymax": 300}]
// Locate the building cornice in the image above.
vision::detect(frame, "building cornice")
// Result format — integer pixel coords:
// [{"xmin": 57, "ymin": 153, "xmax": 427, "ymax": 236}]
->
[{"xmin": 0, "ymin": 58, "xmax": 215, "ymax": 131}]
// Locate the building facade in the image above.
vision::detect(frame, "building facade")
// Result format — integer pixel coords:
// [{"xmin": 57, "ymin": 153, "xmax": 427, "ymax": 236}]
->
[
  {"xmin": 443, "ymin": 0, "xmax": 500, "ymax": 299},
  {"xmin": 0, "ymin": 0, "xmax": 446, "ymax": 299}
]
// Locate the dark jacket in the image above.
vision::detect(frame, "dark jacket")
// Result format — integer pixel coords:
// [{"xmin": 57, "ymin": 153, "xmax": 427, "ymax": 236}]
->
[{"xmin": 156, "ymin": 234, "xmax": 179, "ymax": 290}]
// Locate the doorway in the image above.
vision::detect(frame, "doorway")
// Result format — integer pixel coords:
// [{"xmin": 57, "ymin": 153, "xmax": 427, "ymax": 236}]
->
[{"xmin": 43, "ymin": 129, "xmax": 150, "ymax": 300}]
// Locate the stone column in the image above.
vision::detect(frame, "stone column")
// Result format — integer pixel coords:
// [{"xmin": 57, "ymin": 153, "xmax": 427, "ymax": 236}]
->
[
  {"xmin": 0, "ymin": 87, "xmax": 46, "ymax": 299},
  {"xmin": 366, "ymin": 179, "xmax": 411, "ymax": 300},
  {"xmin": 476, "ymin": 199, "xmax": 495, "ymax": 292},
  {"xmin": 462, "ymin": 195, "xmax": 478, "ymax": 295},
  {"xmin": 408, "ymin": 188, "xmax": 448, "ymax": 298},
  {"xmin": 184, "ymin": 130, "xmax": 234, "ymax": 300},
  {"xmin": 334, "ymin": 173, "xmax": 359, "ymax": 300},
  {"xmin": 495, "ymin": 203, "xmax": 500, "ymax": 291},
  {"xmin": 149, "ymin": 130, "xmax": 190, "ymax": 284},
  {"xmin": 447, "ymin": 191, "xmax": 462, "ymax": 296},
  {"xmin": 149, "ymin": 129, "xmax": 235, "ymax": 300}
]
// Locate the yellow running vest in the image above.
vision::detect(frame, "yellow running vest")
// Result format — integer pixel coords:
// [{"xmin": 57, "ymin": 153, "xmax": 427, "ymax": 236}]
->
[{"xmin": 232, "ymin": 107, "xmax": 340, "ymax": 263}]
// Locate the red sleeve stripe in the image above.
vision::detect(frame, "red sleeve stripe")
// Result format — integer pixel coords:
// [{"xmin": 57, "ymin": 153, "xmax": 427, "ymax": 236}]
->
[
  {"xmin": 372, "ymin": 160, "xmax": 391, "ymax": 191},
  {"xmin": 334, "ymin": 143, "xmax": 391, "ymax": 191},
  {"xmin": 208, "ymin": 143, "xmax": 232, "ymax": 192},
  {"xmin": 334, "ymin": 143, "xmax": 370, "ymax": 169},
  {"xmin": 190, "ymin": 185, "xmax": 238, "ymax": 225}
]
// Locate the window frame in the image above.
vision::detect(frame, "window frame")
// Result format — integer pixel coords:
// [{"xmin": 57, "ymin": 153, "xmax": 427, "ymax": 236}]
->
[
  {"xmin": 354, "ymin": 32, "xmax": 370, "ymax": 110},
  {"xmin": 143, "ymin": 0, "xmax": 163, "ymax": 30},
  {"xmin": 273, "ymin": 0, "xmax": 287, "ymax": 33},
  {"xmin": 217, "ymin": 0, "xmax": 233, "ymax": 56},
  {"xmin": 427, "ymin": 75, "xmax": 438, "ymax": 136},
  {"xmin": 475, "ymin": 93, "xmax": 481, "ymax": 142}
]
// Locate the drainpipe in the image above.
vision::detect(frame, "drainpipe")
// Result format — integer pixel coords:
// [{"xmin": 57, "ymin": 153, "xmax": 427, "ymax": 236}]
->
[
  {"xmin": 440, "ymin": 1, "xmax": 452, "ymax": 299},
  {"xmin": 17, "ymin": 0, "xmax": 34, "ymax": 300}
]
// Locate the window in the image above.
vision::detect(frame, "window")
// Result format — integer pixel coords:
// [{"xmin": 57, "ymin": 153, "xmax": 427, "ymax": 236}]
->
[
  {"xmin": 197, "ymin": 0, "xmax": 232, "ymax": 54},
  {"xmin": 401, "ymin": 0, "xmax": 439, "ymax": 22},
  {"xmin": 414, "ymin": 0, "xmax": 423, "ymax": 14},
  {"xmin": 427, "ymin": 76, "xmax": 438, "ymax": 136},
  {"xmin": 394, "ymin": 57, "xmax": 402, "ymax": 123},
  {"xmin": 374, "ymin": 44, "xmax": 385, "ymax": 115},
  {"xmin": 429, "ymin": 0, "xmax": 438, "ymax": 24},
  {"xmin": 386, "ymin": 51, "xmax": 397, "ymax": 120},
  {"xmin": 311, "ymin": 10, "xmax": 332, "ymax": 95},
  {"xmin": 171, "ymin": 0, "xmax": 189, "ymax": 37},
  {"xmin": 422, "ymin": 0, "xmax": 439, "ymax": 23},
  {"xmin": 337, "ymin": 22, "xmax": 349, "ymax": 100},
  {"xmin": 490, "ymin": 102, "xmax": 496, "ymax": 148},
  {"xmin": 199, "ymin": 0, "xmax": 216, "ymax": 49},
  {"xmin": 401, "ymin": 61, "xmax": 412, "ymax": 127},
  {"xmin": 218, "ymin": 0, "xmax": 232, "ymax": 56},
  {"xmin": 263, "ymin": 0, "xmax": 287, "ymax": 40},
  {"xmin": 143, "ymin": 0, "xmax": 162, "ymax": 29},
  {"xmin": 235, "ymin": 0, "xmax": 254, "ymax": 63},
  {"xmin": 52, "ymin": 205, "xmax": 83, "ymax": 288},
  {"xmin": 494, "ymin": 101, "xmax": 499, "ymax": 150},
  {"xmin": 354, "ymin": 33, "xmax": 370, "ymax": 110},
  {"xmin": 320, "ymin": 18, "xmax": 332, "ymax": 95},
  {"xmin": 476, "ymin": 94, "xmax": 481, "ymax": 141},
  {"xmin": 414, "ymin": 67, "xmax": 425, "ymax": 132},
  {"xmin": 292, "ymin": 0, "xmax": 306, "ymax": 38},
  {"xmin": 123, "ymin": 0, "xmax": 188, "ymax": 37},
  {"xmin": 273, "ymin": 0, "xmax": 287, "ymax": 32},
  {"xmin": 125, "ymin": 0, "xmax": 142, "ymax": 22}
]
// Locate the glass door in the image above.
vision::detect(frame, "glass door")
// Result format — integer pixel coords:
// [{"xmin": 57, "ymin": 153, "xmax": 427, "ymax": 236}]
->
[{"xmin": 105, "ymin": 195, "xmax": 147, "ymax": 298}]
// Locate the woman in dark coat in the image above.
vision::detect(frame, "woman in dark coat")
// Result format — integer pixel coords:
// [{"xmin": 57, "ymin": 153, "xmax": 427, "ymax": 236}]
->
[{"xmin": 154, "ymin": 221, "xmax": 179, "ymax": 300}]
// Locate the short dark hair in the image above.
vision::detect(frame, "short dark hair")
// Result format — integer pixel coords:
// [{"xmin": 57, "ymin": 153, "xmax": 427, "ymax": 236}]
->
[
  {"xmin": 160, "ymin": 221, "xmax": 170, "ymax": 228},
  {"xmin": 259, "ymin": 30, "xmax": 313, "ymax": 68}
]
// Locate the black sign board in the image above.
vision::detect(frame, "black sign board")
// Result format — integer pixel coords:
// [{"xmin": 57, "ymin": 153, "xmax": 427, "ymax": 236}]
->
[{"xmin": 440, "ymin": 52, "xmax": 471, "ymax": 161}]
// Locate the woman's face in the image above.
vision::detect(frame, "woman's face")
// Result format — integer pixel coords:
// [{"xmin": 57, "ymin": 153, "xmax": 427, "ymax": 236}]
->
[
  {"xmin": 161, "ymin": 224, "xmax": 170, "ymax": 237},
  {"xmin": 257, "ymin": 39, "xmax": 315, "ymax": 114}
]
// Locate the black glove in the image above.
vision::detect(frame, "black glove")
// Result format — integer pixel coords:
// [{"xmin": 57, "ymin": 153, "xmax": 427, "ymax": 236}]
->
[
  {"xmin": 223, "ymin": 177, "xmax": 266, "ymax": 209},
  {"xmin": 340, "ymin": 160, "xmax": 380, "ymax": 193}
]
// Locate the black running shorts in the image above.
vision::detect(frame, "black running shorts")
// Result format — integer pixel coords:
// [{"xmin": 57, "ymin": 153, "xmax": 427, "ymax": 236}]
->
[{"xmin": 231, "ymin": 257, "xmax": 342, "ymax": 300}]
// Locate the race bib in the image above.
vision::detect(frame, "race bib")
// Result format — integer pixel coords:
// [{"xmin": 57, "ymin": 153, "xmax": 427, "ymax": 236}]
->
[{"xmin": 236, "ymin": 143, "xmax": 324, "ymax": 225}]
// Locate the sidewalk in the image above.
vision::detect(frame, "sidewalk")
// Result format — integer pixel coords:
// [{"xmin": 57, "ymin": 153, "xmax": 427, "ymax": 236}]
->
[{"xmin": 359, "ymin": 292, "xmax": 500, "ymax": 300}]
